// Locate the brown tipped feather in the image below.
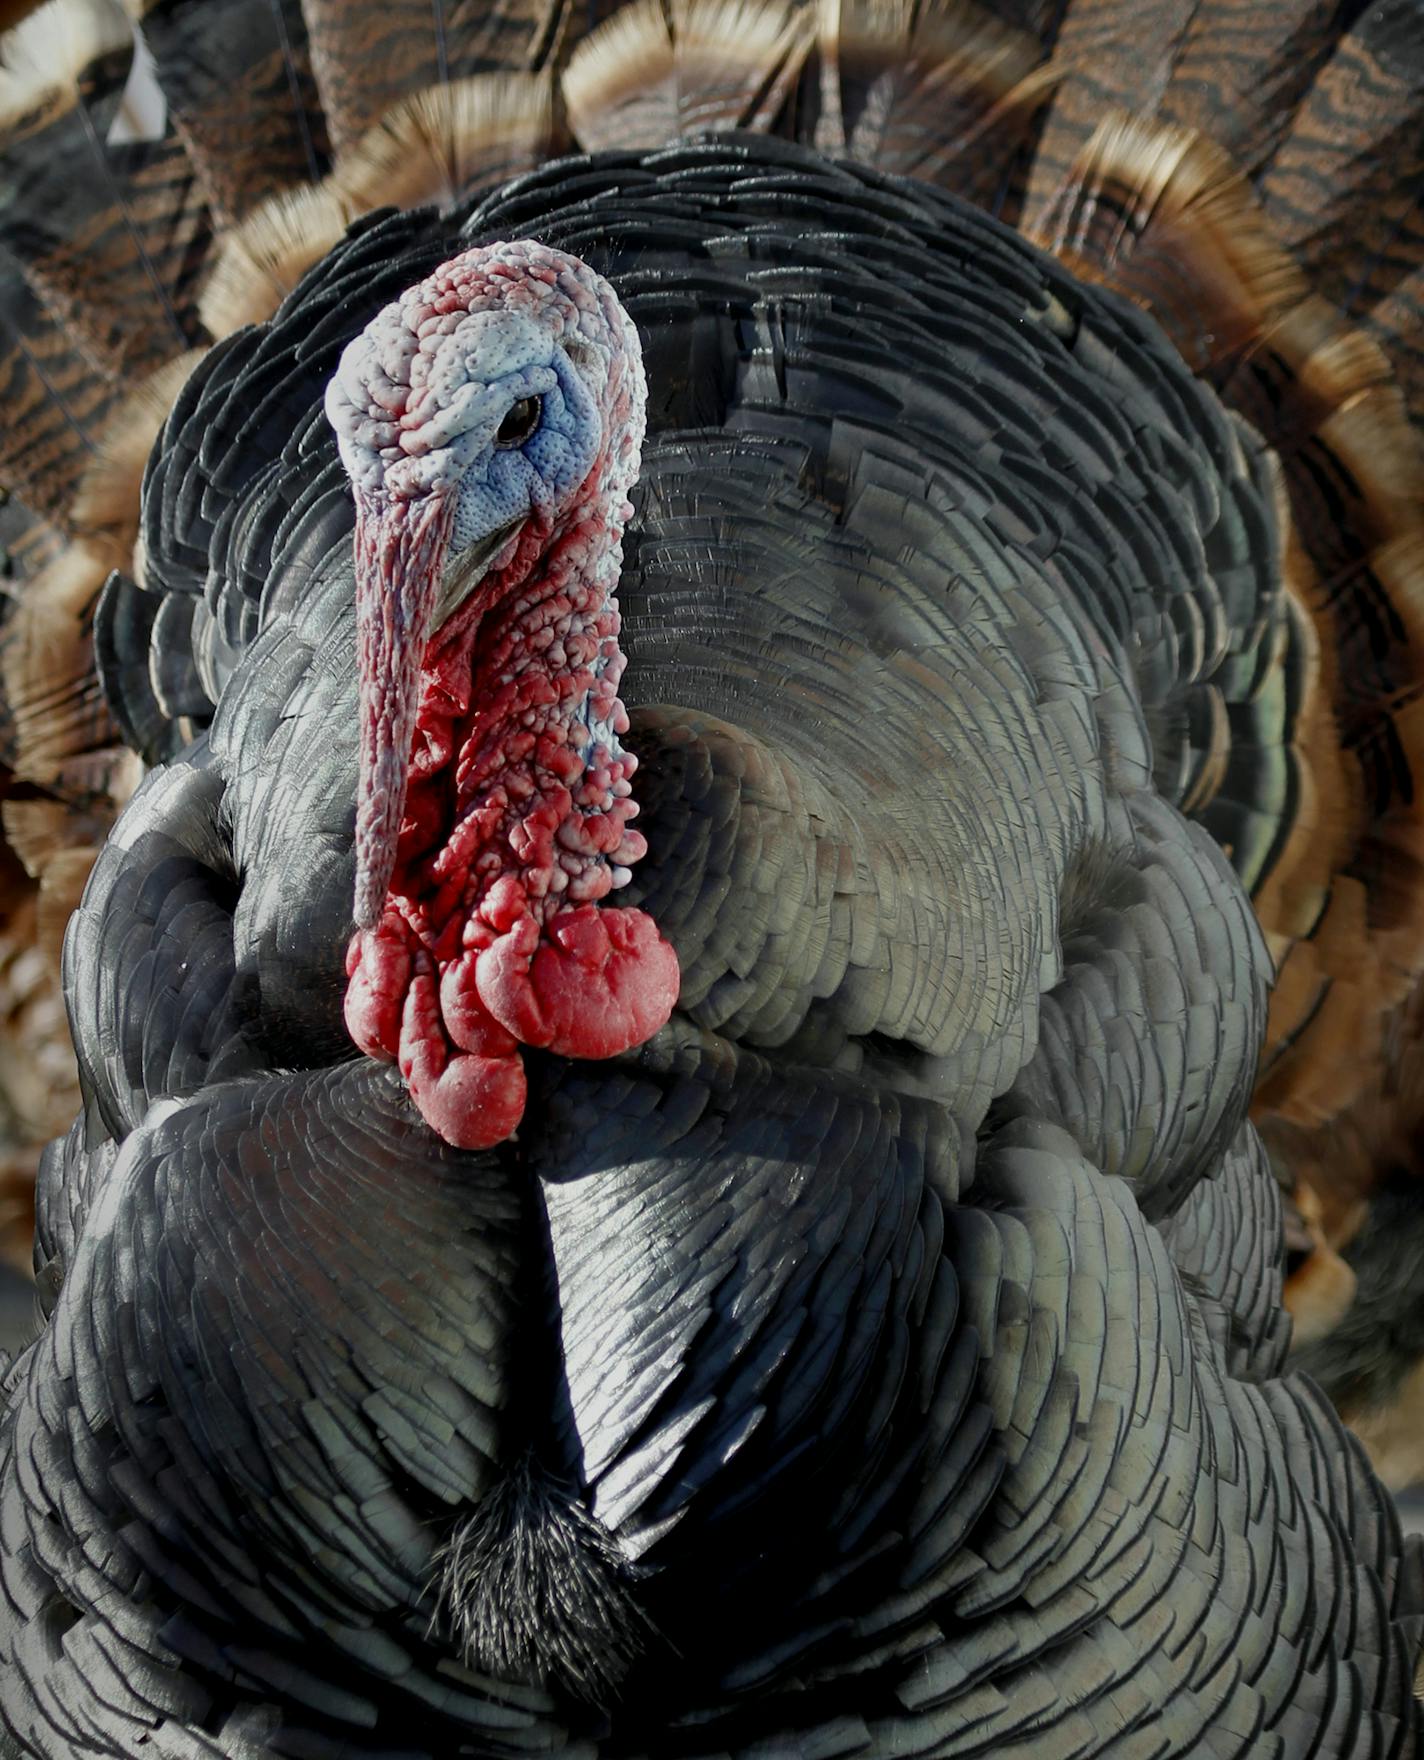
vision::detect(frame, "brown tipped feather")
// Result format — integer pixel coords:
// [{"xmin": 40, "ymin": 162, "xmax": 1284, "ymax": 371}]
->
[
  {"xmin": 1245, "ymin": 546, "xmax": 1355, "ymax": 945},
  {"xmin": 206, "ymin": 69, "xmax": 562, "ymax": 341},
  {"xmin": 0, "ymin": 790, "xmax": 130, "ymax": 1221},
  {"xmin": 0, "ymin": 499, "xmax": 64, "ymax": 590},
  {"xmin": 1154, "ymin": 0, "xmax": 1360, "ymax": 177},
  {"xmin": 0, "ymin": 1155, "xmax": 34, "ymax": 1276},
  {"xmin": 1228, "ymin": 315, "xmax": 1424, "ymax": 1044},
  {"xmin": 0, "ymin": 876, "xmax": 81, "ymax": 1217},
  {"xmin": 1258, "ymin": 0, "xmax": 1424, "ymax": 326},
  {"xmin": 0, "ymin": 264, "xmax": 118, "ymax": 533},
  {"xmin": 1016, "ymin": 0, "xmax": 1196, "ymax": 232},
  {"xmin": 1265, "ymin": 978, "xmax": 1424, "ymax": 1484},
  {"xmin": 1343, "ymin": 1360, "xmax": 1424, "ymax": 1495},
  {"xmin": 1, "ymin": 798, "xmax": 116, "ymax": 885},
  {"xmin": 1033, "ymin": 115, "xmax": 1306, "ymax": 375},
  {"xmin": 332, "ymin": 73, "xmax": 555, "ymax": 214},
  {"xmin": 563, "ymin": 0, "xmax": 676, "ymax": 149},
  {"xmin": 1017, "ymin": 0, "xmax": 1420, "ymax": 237},
  {"xmin": 814, "ymin": 0, "xmax": 1055, "ymax": 205},
  {"xmin": 0, "ymin": 545, "xmax": 127, "ymax": 799},
  {"xmin": 34, "ymin": 840, "xmax": 103, "ymax": 963},
  {"xmin": 564, "ymin": 0, "xmax": 811, "ymax": 151},
  {"xmin": 667, "ymin": 0, "xmax": 813, "ymax": 135},
  {"xmin": 1281, "ymin": 1175, "xmax": 1359, "ymax": 1348},
  {"xmin": 1367, "ymin": 265, "xmax": 1424, "ymax": 431},
  {"xmin": 1026, "ymin": 109, "xmax": 1424, "ymax": 1139},
  {"xmin": 304, "ymin": 0, "xmax": 569, "ymax": 158}
]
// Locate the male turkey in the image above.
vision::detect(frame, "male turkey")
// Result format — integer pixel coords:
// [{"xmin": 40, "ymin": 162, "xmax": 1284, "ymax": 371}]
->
[{"xmin": 1, "ymin": 0, "xmax": 1424, "ymax": 1755}]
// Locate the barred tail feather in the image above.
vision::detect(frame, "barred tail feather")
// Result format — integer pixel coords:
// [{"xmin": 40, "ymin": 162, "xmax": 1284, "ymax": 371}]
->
[
  {"xmin": 127, "ymin": 0, "xmax": 329, "ymax": 221},
  {"xmin": 563, "ymin": 0, "xmax": 812, "ymax": 151},
  {"xmin": 303, "ymin": 0, "xmax": 568, "ymax": 155}
]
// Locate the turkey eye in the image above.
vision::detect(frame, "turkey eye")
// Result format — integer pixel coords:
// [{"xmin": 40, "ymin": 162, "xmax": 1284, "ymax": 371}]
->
[{"xmin": 495, "ymin": 396, "xmax": 541, "ymax": 448}]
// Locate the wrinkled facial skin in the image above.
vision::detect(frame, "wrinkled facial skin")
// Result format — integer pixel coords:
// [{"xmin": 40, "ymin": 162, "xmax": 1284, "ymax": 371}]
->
[
  {"xmin": 330, "ymin": 304, "xmax": 605, "ymax": 560},
  {"xmin": 325, "ymin": 242, "xmax": 677, "ymax": 1152}
]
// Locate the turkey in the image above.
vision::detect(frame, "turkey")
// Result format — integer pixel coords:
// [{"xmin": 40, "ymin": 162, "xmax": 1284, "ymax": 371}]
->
[{"xmin": 1, "ymin": 0, "xmax": 1424, "ymax": 1755}]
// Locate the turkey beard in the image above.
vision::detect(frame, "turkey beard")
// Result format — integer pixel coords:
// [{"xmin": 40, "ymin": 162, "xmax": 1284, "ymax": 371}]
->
[{"xmin": 343, "ymin": 486, "xmax": 680, "ymax": 1150}]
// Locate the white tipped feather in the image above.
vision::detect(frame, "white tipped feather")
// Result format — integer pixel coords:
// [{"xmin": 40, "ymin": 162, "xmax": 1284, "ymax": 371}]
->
[
  {"xmin": 70, "ymin": 348, "xmax": 204, "ymax": 564},
  {"xmin": 565, "ymin": 0, "xmax": 810, "ymax": 150},
  {"xmin": 332, "ymin": 73, "xmax": 554, "ymax": 213},
  {"xmin": 199, "ymin": 185, "xmax": 353, "ymax": 339},
  {"xmin": 0, "ymin": 0, "xmax": 130, "ymax": 128},
  {"xmin": 563, "ymin": 0, "xmax": 672, "ymax": 148}
]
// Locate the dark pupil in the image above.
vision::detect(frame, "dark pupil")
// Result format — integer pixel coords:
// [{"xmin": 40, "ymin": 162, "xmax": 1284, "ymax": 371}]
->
[{"xmin": 495, "ymin": 396, "xmax": 541, "ymax": 447}]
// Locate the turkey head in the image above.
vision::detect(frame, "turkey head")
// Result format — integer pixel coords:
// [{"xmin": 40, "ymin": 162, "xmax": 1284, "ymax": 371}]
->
[{"xmin": 325, "ymin": 242, "xmax": 680, "ymax": 1150}]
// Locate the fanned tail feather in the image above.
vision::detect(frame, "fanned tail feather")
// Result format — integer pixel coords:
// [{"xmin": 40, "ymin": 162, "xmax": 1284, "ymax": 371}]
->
[
  {"xmin": 812, "ymin": 0, "xmax": 1056, "ymax": 208},
  {"xmin": 1257, "ymin": 0, "xmax": 1424, "ymax": 325},
  {"xmin": 0, "ymin": 0, "xmax": 207, "ymax": 382},
  {"xmin": 127, "ymin": 0, "xmax": 329, "ymax": 221},
  {"xmin": 983, "ymin": 10, "xmax": 1424, "ymax": 1368},
  {"xmin": 564, "ymin": 0, "xmax": 812, "ymax": 151},
  {"xmin": 302, "ymin": 0, "xmax": 568, "ymax": 155},
  {"xmin": 331, "ymin": 72, "xmax": 556, "ymax": 213},
  {"xmin": 1367, "ymin": 265, "xmax": 1424, "ymax": 430},
  {"xmin": 1019, "ymin": 106, "xmax": 1424, "ymax": 1157},
  {"xmin": 1016, "ymin": 0, "xmax": 1380, "ymax": 229},
  {"xmin": 196, "ymin": 183, "xmax": 352, "ymax": 337},
  {"xmin": 196, "ymin": 72, "xmax": 558, "ymax": 340},
  {"xmin": 1, "ymin": 548, "xmax": 123, "ymax": 797},
  {"xmin": 0, "ymin": 881, "xmax": 79, "ymax": 1266},
  {"xmin": 0, "ymin": 264, "xmax": 116, "ymax": 534},
  {"xmin": 1032, "ymin": 116, "xmax": 1307, "ymax": 375}
]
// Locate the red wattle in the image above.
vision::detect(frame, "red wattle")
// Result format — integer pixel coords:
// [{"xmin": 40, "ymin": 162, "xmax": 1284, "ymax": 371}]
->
[
  {"xmin": 382, "ymin": 962, "xmax": 529, "ymax": 1148},
  {"xmin": 344, "ymin": 924, "xmax": 410, "ymax": 1060},
  {"xmin": 408, "ymin": 1048, "xmax": 529, "ymax": 1150},
  {"xmin": 476, "ymin": 904, "xmax": 681, "ymax": 1057},
  {"xmin": 440, "ymin": 950, "xmax": 519, "ymax": 1056}
]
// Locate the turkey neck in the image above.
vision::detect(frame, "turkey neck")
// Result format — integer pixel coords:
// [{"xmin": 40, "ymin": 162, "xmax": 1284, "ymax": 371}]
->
[
  {"xmin": 399, "ymin": 490, "xmax": 644, "ymax": 942},
  {"xmin": 343, "ymin": 473, "xmax": 679, "ymax": 1152}
]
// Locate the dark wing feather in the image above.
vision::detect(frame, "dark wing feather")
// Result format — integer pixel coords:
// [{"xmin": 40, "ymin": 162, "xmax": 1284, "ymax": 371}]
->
[{"xmin": 11, "ymin": 1062, "xmax": 541, "ymax": 1758}]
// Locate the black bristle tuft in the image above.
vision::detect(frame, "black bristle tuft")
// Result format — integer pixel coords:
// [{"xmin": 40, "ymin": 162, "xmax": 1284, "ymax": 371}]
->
[{"xmin": 430, "ymin": 1454, "xmax": 655, "ymax": 1708}]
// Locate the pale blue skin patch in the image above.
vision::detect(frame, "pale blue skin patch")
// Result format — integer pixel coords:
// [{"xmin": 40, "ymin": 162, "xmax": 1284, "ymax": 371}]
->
[
  {"xmin": 327, "ymin": 300, "xmax": 605, "ymax": 557},
  {"xmin": 450, "ymin": 345, "xmax": 604, "ymax": 554}
]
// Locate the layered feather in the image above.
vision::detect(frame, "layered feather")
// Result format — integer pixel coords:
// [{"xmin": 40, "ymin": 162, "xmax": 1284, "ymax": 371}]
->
[{"xmin": 0, "ymin": 4, "xmax": 1422, "ymax": 1753}]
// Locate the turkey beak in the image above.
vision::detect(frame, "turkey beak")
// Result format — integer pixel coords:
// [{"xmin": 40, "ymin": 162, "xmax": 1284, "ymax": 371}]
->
[
  {"xmin": 351, "ymin": 492, "xmax": 453, "ymax": 931},
  {"xmin": 429, "ymin": 517, "xmax": 521, "ymax": 633}
]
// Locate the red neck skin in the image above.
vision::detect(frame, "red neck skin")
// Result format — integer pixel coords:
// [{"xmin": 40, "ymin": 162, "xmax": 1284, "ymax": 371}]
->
[{"xmin": 343, "ymin": 488, "xmax": 680, "ymax": 1150}]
